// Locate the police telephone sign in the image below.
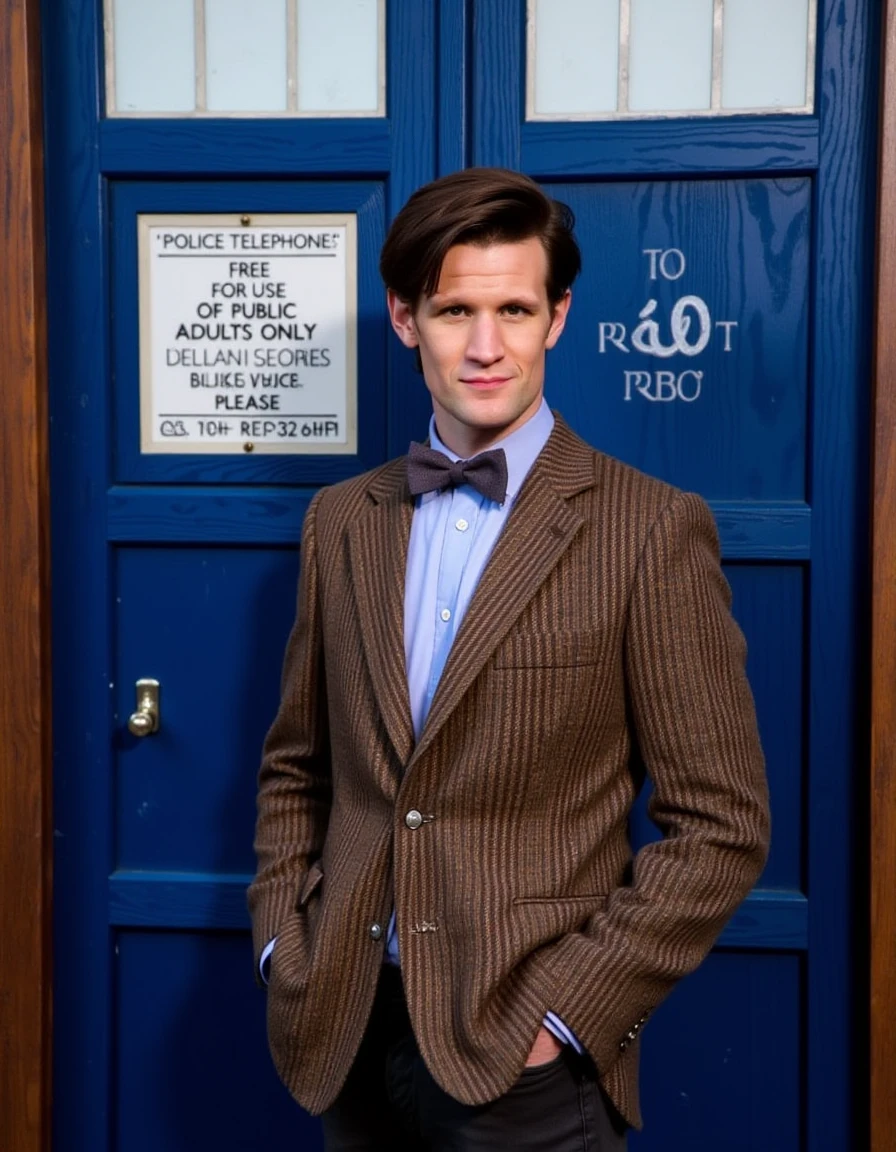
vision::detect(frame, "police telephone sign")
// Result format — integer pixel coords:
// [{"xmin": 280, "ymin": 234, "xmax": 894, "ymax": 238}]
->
[{"xmin": 138, "ymin": 213, "xmax": 358, "ymax": 454}]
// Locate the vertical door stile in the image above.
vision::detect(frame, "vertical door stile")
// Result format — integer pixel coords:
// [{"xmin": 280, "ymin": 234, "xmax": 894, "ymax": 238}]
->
[
  {"xmin": 44, "ymin": 0, "xmax": 114, "ymax": 1149},
  {"xmin": 807, "ymin": 0, "xmax": 878, "ymax": 1147}
]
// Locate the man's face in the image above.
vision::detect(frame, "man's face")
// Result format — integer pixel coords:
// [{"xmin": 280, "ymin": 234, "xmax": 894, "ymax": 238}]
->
[{"xmin": 387, "ymin": 237, "xmax": 571, "ymax": 457}]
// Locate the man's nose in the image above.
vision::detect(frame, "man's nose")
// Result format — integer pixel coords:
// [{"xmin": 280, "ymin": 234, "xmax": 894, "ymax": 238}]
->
[{"xmin": 465, "ymin": 314, "xmax": 503, "ymax": 364}]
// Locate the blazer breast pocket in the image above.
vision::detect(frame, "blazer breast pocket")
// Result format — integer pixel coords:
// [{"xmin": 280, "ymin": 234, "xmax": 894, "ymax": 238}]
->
[{"xmin": 492, "ymin": 631, "xmax": 602, "ymax": 669}]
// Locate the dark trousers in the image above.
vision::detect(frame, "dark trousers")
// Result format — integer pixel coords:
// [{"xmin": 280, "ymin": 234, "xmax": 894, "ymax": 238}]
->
[{"xmin": 322, "ymin": 968, "xmax": 627, "ymax": 1152}]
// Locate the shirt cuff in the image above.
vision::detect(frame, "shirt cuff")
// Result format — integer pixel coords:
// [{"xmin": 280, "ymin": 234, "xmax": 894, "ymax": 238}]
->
[
  {"xmin": 259, "ymin": 937, "xmax": 276, "ymax": 985},
  {"xmin": 543, "ymin": 1011, "xmax": 582, "ymax": 1054}
]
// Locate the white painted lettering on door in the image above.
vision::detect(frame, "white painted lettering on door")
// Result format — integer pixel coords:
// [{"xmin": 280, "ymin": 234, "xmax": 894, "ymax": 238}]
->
[{"xmin": 598, "ymin": 247, "xmax": 738, "ymax": 403}]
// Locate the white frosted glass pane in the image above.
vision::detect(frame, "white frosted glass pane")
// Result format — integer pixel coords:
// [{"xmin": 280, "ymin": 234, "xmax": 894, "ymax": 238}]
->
[
  {"xmin": 206, "ymin": 0, "xmax": 287, "ymax": 112},
  {"xmin": 722, "ymin": 0, "xmax": 810, "ymax": 109},
  {"xmin": 629, "ymin": 0, "xmax": 713, "ymax": 112},
  {"xmin": 532, "ymin": 0, "xmax": 619, "ymax": 116},
  {"xmin": 113, "ymin": 0, "xmax": 195, "ymax": 113},
  {"xmin": 297, "ymin": 0, "xmax": 380, "ymax": 113}
]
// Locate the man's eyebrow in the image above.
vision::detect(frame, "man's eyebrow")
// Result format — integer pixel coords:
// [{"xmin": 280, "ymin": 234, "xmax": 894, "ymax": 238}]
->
[{"xmin": 427, "ymin": 290, "xmax": 541, "ymax": 308}]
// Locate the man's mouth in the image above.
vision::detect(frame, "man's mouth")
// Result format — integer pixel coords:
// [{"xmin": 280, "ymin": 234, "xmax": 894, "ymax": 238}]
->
[{"xmin": 461, "ymin": 376, "xmax": 511, "ymax": 388}]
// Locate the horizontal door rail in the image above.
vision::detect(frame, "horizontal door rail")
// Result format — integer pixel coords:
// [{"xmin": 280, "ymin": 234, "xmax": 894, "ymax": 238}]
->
[
  {"xmin": 106, "ymin": 488, "xmax": 812, "ymax": 557},
  {"xmin": 522, "ymin": 117, "xmax": 818, "ymax": 179},
  {"xmin": 100, "ymin": 119, "xmax": 392, "ymax": 176},
  {"xmin": 99, "ymin": 117, "xmax": 818, "ymax": 180},
  {"xmin": 107, "ymin": 871, "xmax": 809, "ymax": 949}
]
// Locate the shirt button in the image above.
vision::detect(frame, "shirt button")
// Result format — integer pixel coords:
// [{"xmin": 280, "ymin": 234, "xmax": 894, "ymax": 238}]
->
[
  {"xmin": 369, "ymin": 923, "xmax": 383, "ymax": 941},
  {"xmin": 440, "ymin": 608, "xmax": 451, "ymax": 622},
  {"xmin": 455, "ymin": 518, "xmax": 469, "ymax": 532},
  {"xmin": 405, "ymin": 809, "xmax": 423, "ymax": 830}
]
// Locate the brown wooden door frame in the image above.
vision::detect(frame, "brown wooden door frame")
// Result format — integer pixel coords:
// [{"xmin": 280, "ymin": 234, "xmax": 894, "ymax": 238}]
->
[
  {"xmin": 0, "ymin": 0, "xmax": 53, "ymax": 1150},
  {"xmin": 872, "ymin": 3, "xmax": 896, "ymax": 1150}
]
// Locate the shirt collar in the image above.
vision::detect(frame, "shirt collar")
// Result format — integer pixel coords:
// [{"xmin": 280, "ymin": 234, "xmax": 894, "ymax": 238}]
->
[{"xmin": 428, "ymin": 398, "xmax": 555, "ymax": 502}]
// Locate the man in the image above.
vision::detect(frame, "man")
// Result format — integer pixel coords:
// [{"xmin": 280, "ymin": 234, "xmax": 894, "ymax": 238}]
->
[{"xmin": 249, "ymin": 168, "xmax": 770, "ymax": 1150}]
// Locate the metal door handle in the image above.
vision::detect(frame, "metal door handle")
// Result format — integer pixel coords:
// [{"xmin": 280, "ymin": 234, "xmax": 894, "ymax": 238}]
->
[{"xmin": 128, "ymin": 679, "xmax": 160, "ymax": 737}]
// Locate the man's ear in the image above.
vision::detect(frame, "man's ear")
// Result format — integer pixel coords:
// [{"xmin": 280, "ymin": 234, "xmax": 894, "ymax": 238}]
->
[
  {"xmin": 387, "ymin": 289, "xmax": 419, "ymax": 348},
  {"xmin": 545, "ymin": 289, "xmax": 572, "ymax": 350}
]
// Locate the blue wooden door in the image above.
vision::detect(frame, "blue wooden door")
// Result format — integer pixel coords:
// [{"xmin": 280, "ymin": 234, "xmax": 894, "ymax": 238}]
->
[
  {"xmin": 46, "ymin": 5, "xmax": 437, "ymax": 1151},
  {"xmin": 46, "ymin": 2, "xmax": 876, "ymax": 1150},
  {"xmin": 469, "ymin": 2, "xmax": 877, "ymax": 1148}
]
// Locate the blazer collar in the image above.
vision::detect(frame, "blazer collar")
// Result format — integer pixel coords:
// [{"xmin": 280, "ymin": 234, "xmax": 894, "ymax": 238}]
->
[
  {"xmin": 347, "ymin": 459, "xmax": 416, "ymax": 773},
  {"xmin": 348, "ymin": 414, "xmax": 599, "ymax": 772}
]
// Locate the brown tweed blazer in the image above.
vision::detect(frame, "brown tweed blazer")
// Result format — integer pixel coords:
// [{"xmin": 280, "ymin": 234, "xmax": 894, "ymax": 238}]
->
[{"xmin": 248, "ymin": 415, "xmax": 769, "ymax": 1129}]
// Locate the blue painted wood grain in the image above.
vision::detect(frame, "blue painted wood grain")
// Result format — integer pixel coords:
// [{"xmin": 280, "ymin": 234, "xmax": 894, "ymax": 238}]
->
[
  {"xmin": 44, "ymin": 2, "xmax": 115, "ymax": 1149},
  {"xmin": 438, "ymin": 0, "xmax": 470, "ymax": 175},
  {"xmin": 100, "ymin": 119, "xmax": 392, "ymax": 176},
  {"xmin": 105, "ymin": 487, "xmax": 811, "ymax": 557},
  {"xmin": 384, "ymin": 1, "xmax": 439, "ymax": 458},
  {"xmin": 806, "ymin": 1, "xmax": 878, "ymax": 1148},
  {"xmin": 523, "ymin": 118, "xmax": 819, "ymax": 179},
  {"xmin": 726, "ymin": 565, "xmax": 805, "ymax": 891},
  {"xmin": 107, "ymin": 873, "xmax": 808, "ymax": 949},
  {"xmin": 114, "ymin": 932, "xmax": 322, "ymax": 1150},
  {"xmin": 631, "ymin": 953, "xmax": 801, "ymax": 1149},
  {"xmin": 113, "ymin": 546, "xmax": 299, "ymax": 876},
  {"xmin": 543, "ymin": 177, "xmax": 811, "ymax": 500},
  {"xmin": 472, "ymin": 0, "xmax": 521, "ymax": 169},
  {"xmin": 47, "ymin": 5, "xmax": 437, "ymax": 1152}
]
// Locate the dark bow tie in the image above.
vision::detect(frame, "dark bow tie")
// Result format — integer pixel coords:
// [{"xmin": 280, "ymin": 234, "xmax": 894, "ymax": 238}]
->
[{"xmin": 407, "ymin": 441, "xmax": 508, "ymax": 505}]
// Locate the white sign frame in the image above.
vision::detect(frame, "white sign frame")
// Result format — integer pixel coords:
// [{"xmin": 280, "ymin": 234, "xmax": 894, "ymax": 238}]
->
[{"xmin": 138, "ymin": 212, "xmax": 358, "ymax": 455}]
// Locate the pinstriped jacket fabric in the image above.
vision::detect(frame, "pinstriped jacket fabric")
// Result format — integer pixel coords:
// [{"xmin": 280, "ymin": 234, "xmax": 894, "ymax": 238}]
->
[{"xmin": 248, "ymin": 415, "xmax": 770, "ymax": 1130}]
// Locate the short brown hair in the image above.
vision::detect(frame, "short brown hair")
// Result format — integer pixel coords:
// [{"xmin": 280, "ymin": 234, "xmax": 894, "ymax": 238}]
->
[{"xmin": 380, "ymin": 167, "xmax": 581, "ymax": 307}]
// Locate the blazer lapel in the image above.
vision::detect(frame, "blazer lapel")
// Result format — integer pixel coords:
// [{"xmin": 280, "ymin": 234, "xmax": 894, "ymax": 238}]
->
[
  {"xmin": 348, "ymin": 463, "xmax": 416, "ymax": 770},
  {"xmin": 410, "ymin": 418, "xmax": 596, "ymax": 765}
]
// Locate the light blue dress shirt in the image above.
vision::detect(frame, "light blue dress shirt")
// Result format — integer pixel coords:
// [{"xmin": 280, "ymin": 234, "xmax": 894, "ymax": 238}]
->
[
  {"xmin": 389, "ymin": 399, "xmax": 580, "ymax": 1053},
  {"xmin": 263, "ymin": 399, "xmax": 579, "ymax": 1053}
]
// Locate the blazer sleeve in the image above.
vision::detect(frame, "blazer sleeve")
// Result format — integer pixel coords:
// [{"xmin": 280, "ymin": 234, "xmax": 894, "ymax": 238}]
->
[
  {"xmin": 529, "ymin": 490, "xmax": 770, "ymax": 1074},
  {"xmin": 247, "ymin": 490, "xmax": 332, "ymax": 978}
]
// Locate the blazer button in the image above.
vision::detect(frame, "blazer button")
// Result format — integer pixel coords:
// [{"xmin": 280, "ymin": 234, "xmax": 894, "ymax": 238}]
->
[
  {"xmin": 369, "ymin": 923, "xmax": 383, "ymax": 941},
  {"xmin": 405, "ymin": 810, "xmax": 423, "ymax": 830}
]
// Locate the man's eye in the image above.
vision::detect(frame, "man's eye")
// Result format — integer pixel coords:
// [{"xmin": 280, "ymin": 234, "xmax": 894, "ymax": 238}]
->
[
  {"xmin": 503, "ymin": 304, "xmax": 528, "ymax": 316},
  {"xmin": 442, "ymin": 305, "xmax": 466, "ymax": 316}
]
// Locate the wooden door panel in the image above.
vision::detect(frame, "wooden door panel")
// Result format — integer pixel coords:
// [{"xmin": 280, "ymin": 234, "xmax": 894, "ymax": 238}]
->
[
  {"xmin": 632, "ymin": 952, "xmax": 802, "ymax": 1148},
  {"xmin": 541, "ymin": 178, "xmax": 810, "ymax": 500},
  {"xmin": 114, "ymin": 545, "xmax": 298, "ymax": 875},
  {"xmin": 115, "ymin": 931, "xmax": 320, "ymax": 1152}
]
